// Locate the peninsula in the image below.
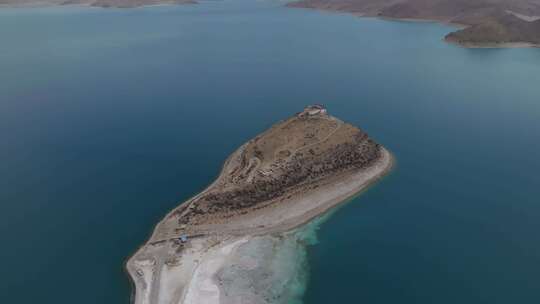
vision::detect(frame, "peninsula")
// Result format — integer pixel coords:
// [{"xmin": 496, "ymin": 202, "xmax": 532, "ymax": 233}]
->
[
  {"xmin": 288, "ymin": 0, "xmax": 540, "ymax": 47},
  {"xmin": 126, "ymin": 105, "xmax": 393, "ymax": 304}
]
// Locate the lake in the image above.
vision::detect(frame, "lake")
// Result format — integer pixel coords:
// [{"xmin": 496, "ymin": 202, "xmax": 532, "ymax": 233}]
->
[{"xmin": 1, "ymin": 1, "xmax": 540, "ymax": 303}]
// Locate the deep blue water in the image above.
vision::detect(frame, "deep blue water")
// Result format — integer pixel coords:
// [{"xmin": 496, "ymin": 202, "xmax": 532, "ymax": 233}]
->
[{"xmin": 1, "ymin": 1, "xmax": 540, "ymax": 303}]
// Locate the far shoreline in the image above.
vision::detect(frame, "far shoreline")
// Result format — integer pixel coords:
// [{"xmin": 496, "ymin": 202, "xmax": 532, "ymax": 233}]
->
[
  {"xmin": 4, "ymin": 1, "xmax": 539, "ymax": 49},
  {"xmin": 286, "ymin": 5, "xmax": 540, "ymax": 49},
  {"xmin": 0, "ymin": 0, "xmax": 195, "ymax": 10},
  {"xmin": 444, "ymin": 38, "xmax": 540, "ymax": 49}
]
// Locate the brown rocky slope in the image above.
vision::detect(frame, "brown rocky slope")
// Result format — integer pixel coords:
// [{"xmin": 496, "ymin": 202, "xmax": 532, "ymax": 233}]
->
[
  {"xmin": 288, "ymin": 0, "xmax": 540, "ymax": 47},
  {"xmin": 148, "ymin": 105, "xmax": 392, "ymax": 241}
]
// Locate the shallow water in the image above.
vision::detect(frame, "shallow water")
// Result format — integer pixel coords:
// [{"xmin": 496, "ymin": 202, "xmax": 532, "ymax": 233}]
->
[
  {"xmin": 1, "ymin": 1, "xmax": 540, "ymax": 303},
  {"xmin": 216, "ymin": 213, "xmax": 330, "ymax": 304}
]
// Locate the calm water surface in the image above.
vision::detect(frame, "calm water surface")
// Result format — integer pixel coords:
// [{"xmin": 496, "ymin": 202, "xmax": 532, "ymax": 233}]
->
[{"xmin": 1, "ymin": 1, "xmax": 540, "ymax": 303}]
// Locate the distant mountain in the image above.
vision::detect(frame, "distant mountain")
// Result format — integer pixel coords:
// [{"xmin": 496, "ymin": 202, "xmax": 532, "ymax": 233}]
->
[
  {"xmin": 288, "ymin": 0, "xmax": 540, "ymax": 47},
  {"xmin": 64, "ymin": 0, "xmax": 195, "ymax": 8},
  {"xmin": 446, "ymin": 10, "xmax": 540, "ymax": 46},
  {"xmin": 0, "ymin": 0, "xmax": 195, "ymax": 8}
]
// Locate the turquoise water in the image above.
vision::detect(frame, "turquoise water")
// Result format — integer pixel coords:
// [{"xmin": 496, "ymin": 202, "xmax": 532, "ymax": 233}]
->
[{"xmin": 1, "ymin": 1, "xmax": 540, "ymax": 303}]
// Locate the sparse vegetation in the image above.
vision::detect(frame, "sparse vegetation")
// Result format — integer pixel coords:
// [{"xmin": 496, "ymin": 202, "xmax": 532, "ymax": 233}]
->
[{"xmin": 175, "ymin": 107, "xmax": 382, "ymax": 226}]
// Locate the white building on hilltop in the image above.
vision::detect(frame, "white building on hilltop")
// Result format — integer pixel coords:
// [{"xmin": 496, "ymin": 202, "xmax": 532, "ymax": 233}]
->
[{"xmin": 300, "ymin": 104, "xmax": 327, "ymax": 116}]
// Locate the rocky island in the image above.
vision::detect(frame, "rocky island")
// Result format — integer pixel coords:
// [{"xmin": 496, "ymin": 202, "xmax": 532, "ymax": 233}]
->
[
  {"xmin": 126, "ymin": 105, "xmax": 393, "ymax": 304},
  {"xmin": 288, "ymin": 0, "xmax": 540, "ymax": 47}
]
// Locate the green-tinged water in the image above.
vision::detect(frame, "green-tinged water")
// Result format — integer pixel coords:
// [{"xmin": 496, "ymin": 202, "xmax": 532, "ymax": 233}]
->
[
  {"xmin": 217, "ymin": 214, "xmax": 330, "ymax": 304},
  {"xmin": 282, "ymin": 213, "xmax": 332, "ymax": 303},
  {"xmin": 1, "ymin": 1, "xmax": 540, "ymax": 303}
]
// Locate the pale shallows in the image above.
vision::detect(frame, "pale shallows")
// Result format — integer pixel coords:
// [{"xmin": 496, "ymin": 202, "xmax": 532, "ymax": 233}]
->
[{"xmin": 127, "ymin": 105, "xmax": 393, "ymax": 304}]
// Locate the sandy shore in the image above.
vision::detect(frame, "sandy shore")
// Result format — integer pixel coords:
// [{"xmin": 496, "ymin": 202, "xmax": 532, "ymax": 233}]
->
[{"xmin": 182, "ymin": 238, "xmax": 249, "ymax": 304}]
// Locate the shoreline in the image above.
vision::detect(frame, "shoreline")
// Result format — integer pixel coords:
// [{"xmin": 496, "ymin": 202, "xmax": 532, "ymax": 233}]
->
[
  {"xmin": 286, "ymin": 5, "xmax": 540, "ymax": 49},
  {"xmin": 5, "ymin": 1, "xmax": 539, "ymax": 49},
  {"xmin": 285, "ymin": 5, "xmax": 468, "ymax": 27},
  {"xmin": 0, "ymin": 0, "xmax": 195, "ymax": 9},
  {"xmin": 376, "ymin": 15, "xmax": 468, "ymax": 29},
  {"xmin": 444, "ymin": 38, "xmax": 540, "ymax": 49}
]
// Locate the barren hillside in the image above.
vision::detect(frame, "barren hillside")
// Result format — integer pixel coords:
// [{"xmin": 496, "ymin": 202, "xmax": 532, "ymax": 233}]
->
[
  {"xmin": 288, "ymin": 0, "xmax": 540, "ymax": 46},
  {"xmin": 148, "ymin": 105, "xmax": 388, "ymax": 241}
]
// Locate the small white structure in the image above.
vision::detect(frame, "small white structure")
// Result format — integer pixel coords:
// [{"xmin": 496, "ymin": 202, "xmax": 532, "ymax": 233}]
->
[{"xmin": 299, "ymin": 104, "xmax": 327, "ymax": 117}]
